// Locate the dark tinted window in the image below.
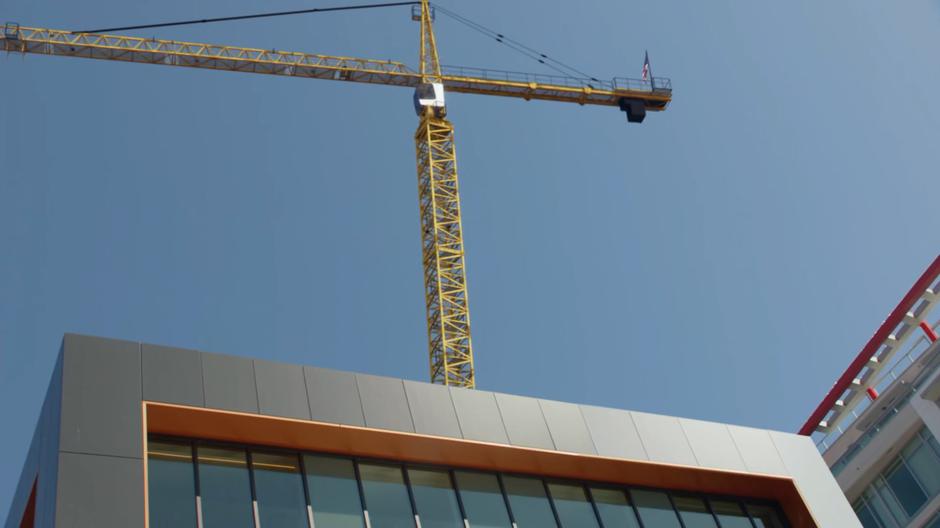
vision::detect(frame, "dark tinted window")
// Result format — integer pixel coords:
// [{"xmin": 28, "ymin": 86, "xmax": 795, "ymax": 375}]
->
[
  {"xmin": 252, "ymin": 452, "xmax": 308, "ymax": 528},
  {"xmin": 359, "ymin": 463, "xmax": 415, "ymax": 528},
  {"xmin": 854, "ymin": 502, "xmax": 882, "ymax": 528},
  {"xmin": 673, "ymin": 495, "xmax": 717, "ymax": 528},
  {"xmin": 503, "ymin": 476, "xmax": 558, "ymax": 527},
  {"xmin": 925, "ymin": 512, "xmax": 940, "ymax": 528},
  {"xmin": 746, "ymin": 503, "xmax": 787, "ymax": 528},
  {"xmin": 305, "ymin": 455, "xmax": 365, "ymax": 528},
  {"xmin": 197, "ymin": 446, "xmax": 254, "ymax": 528},
  {"xmin": 590, "ymin": 488, "xmax": 641, "ymax": 528},
  {"xmin": 548, "ymin": 483, "xmax": 599, "ymax": 528},
  {"xmin": 409, "ymin": 468, "xmax": 463, "ymax": 528},
  {"xmin": 709, "ymin": 500, "xmax": 751, "ymax": 528},
  {"xmin": 903, "ymin": 437, "xmax": 940, "ymax": 496},
  {"xmin": 884, "ymin": 460, "xmax": 928, "ymax": 516},
  {"xmin": 454, "ymin": 471, "xmax": 512, "ymax": 528},
  {"xmin": 632, "ymin": 490, "xmax": 681, "ymax": 528},
  {"xmin": 150, "ymin": 436, "xmax": 789, "ymax": 528},
  {"xmin": 148, "ymin": 441, "xmax": 197, "ymax": 528}
]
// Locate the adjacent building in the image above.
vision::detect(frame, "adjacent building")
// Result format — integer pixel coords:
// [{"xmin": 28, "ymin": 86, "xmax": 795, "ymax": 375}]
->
[
  {"xmin": 803, "ymin": 256, "xmax": 940, "ymax": 528},
  {"xmin": 7, "ymin": 333, "xmax": 859, "ymax": 527}
]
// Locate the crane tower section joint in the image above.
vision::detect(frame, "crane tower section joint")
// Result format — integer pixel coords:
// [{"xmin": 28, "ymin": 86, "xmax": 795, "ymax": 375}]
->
[{"xmin": 411, "ymin": 5, "xmax": 435, "ymax": 22}]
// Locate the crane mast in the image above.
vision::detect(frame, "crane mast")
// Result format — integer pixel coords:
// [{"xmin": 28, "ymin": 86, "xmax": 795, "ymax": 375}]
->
[
  {"xmin": 1, "ymin": 5, "xmax": 671, "ymax": 390},
  {"xmin": 413, "ymin": 0, "xmax": 474, "ymax": 387}
]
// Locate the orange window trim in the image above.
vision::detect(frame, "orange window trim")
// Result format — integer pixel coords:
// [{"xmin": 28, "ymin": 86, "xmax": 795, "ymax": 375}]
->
[{"xmin": 144, "ymin": 401, "xmax": 817, "ymax": 527}]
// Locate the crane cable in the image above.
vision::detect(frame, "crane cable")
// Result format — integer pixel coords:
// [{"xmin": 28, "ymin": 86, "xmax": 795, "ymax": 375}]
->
[
  {"xmin": 73, "ymin": 1, "xmax": 600, "ymax": 84},
  {"xmin": 74, "ymin": 1, "xmax": 419, "ymax": 34},
  {"xmin": 431, "ymin": 4, "xmax": 601, "ymax": 83}
]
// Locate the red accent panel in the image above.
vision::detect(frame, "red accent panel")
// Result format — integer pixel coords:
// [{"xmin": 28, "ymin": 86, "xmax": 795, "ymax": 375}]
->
[
  {"xmin": 18, "ymin": 479, "xmax": 36, "ymax": 528},
  {"xmin": 798, "ymin": 255, "xmax": 940, "ymax": 436},
  {"xmin": 866, "ymin": 387, "xmax": 879, "ymax": 400},
  {"xmin": 920, "ymin": 320, "xmax": 938, "ymax": 342}
]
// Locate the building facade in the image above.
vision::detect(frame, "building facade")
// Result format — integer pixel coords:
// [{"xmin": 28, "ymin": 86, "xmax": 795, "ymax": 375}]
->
[
  {"xmin": 805, "ymin": 256, "xmax": 940, "ymax": 528},
  {"xmin": 6, "ymin": 334, "xmax": 859, "ymax": 528}
]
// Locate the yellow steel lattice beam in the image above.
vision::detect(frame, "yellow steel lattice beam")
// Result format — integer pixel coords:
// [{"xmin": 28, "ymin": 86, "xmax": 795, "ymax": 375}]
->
[
  {"xmin": 415, "ymin": 116, "xmax": 474, "ymax": 388},
  {"xmin": 418, "ymin": 0, "xmax": 442, "ymax": 82},
  {"xmin": 1, "ymin": 26, "xmax": 671, "ymax": 110}
]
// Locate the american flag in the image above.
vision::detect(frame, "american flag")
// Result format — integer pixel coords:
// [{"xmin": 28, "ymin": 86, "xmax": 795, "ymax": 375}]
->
[{"xmin": 642, "ymin": 51, "xmax": 651, "ymax": 81}]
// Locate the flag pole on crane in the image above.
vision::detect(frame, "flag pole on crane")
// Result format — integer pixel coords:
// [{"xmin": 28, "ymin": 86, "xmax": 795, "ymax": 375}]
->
[{"xmin": 642, "ymin": 50, "xmax": 653, "ymax": 88}]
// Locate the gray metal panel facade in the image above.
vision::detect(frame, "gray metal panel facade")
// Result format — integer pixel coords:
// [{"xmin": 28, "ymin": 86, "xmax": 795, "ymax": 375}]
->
[
  {"xmin": 771, "ymin": 431, "xmax": 862, "ymax": 528},
  {"xmin": 494, "ymin": 393, "xmax": 555, "ymax": 450},
  {"xmin": 679, "ymin": 419, "xmax": 747, "ymax": 472},
  {"xmin": 54, "ymin": 452, "xmax": 144, "ymax": 528},
  {"xmin": 356, "ymin": 373, "xmax": 415, "ymax": 433},
  {"xmin": 403, "ymin": 381, "xmax": 462, "ymax": 438},
  {"xmin": 35, "ymin": 356, "xmax": 63, "ymax": 528},
  {"xmin": 631, "ymin": 411, "xmax": 698, "ymax": 466},
  {"xmin": 304, "ymin": 366, "xmax": 365, "ymax": 426},
  {"xmin": 59, "ymin": 335, "xmax": 142, "ymax": 459},
  {"xmin": 201, "ymin": 351, "xmax": 259, "ymax": 414},
  {"xmin": 4, "ymin": 333, "xmax": 863, "ymax": 528},
  {"xmin": 254, "ymin": 359, "xmax": 311, "ymax": 420},
  {"xmin": 539, "ymin": 399, "xmax": 596, "ymax": 455},
  {"xmin": 728, "ymin": 425, "xmax": 788, "ymax": 475},
  {"xmin": 5, "ymin": 399, "xmax": 42, "ymax": 528},
  {"xmin": 141, "ymin": 343, "xmax": 205, "ymax": 407},
  {"xmin": 580, "ymin": 405, "xmax": 648, "ymax": 460},
  {"xmin": 449, "ymin": 387, "xmax": 510, "ymax": 444}
]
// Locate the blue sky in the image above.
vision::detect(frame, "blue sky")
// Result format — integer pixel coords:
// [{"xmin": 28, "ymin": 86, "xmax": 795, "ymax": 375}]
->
[{"xmin": 2, "ymin": 0, "xmax": 940, "ymax": 511}]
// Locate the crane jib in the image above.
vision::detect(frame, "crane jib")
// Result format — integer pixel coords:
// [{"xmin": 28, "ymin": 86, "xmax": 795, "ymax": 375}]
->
[{"xmin": 1, "ymin": 25, "xmax": 671, "ymax": 114}]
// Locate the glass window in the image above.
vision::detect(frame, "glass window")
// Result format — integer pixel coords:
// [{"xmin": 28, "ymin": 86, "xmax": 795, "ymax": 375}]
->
[
  {"xmin": 631, "ymin": 490, "xmax": 681, "ymax": 528},
  {"xmin": 925, "ymin": 512, "xmax": 940, "ymax": 528},
  {"xmin": 883, "ymin": 460, "xmax": 928, "ymax": 516},
  {"xmin": 902, "ymin": 437, "xmax": 940, "ymax": 496},
  {"xmin": 197, "ymin": 446, "xmax": 255, "ymax": 528},
  {"xmin": 153, "ymin": 437, "xmax": 789, "ymax": 528},
  {"xmin": 252, "ymin": 451, "xmax": 308, "ymax": 528},
  {"xmin": 148, "ymin": 440, "xmax": 197, "ymax": 528},
  {"xmin": 854, "ymin": 501, "xmax": 882, "ymax": 528},
  {"xmin": 547, "ymin": 483, "xmax": 599, "ymax": 528},
  {"xmin": 502, "ymin": 476, "xmax": 557, "ymax": 527},
  {"xmin": 305, "ymin": 455, "xmax": 365, "ymax": 528},
  {"xmin": 866, "ymin": 485, "xmax": 903, "ymax": 528},
  {"xmin": 673, "ymin": 495, "xmax": 717, "ymax": 528},
  {"xmin": 927, "ymin": 432, "xmax": 940, "ymax": 458},
  {"xmin": 589, "ymin": 488, "xmax": 641, "ymax": 528},
  {"xmin": 454, "ymin": 471, "xmax": 512, "ymax": 528},
  {"xmin": 358, "ymin": 463, "xmax": 415, "ymax": 528},
  {"xmin": 408, "ymin": 468, "xmax": 463, "ymax": 528},
  {"xmin": 708, "ymin": 500, "xmax": 751, "ymax": 528},
  {"xmin": 745, "ymin": 503, "xmax": 786, "ymax": 528}
]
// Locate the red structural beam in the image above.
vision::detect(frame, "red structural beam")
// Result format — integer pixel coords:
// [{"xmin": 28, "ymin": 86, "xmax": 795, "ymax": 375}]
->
[
  {"xmin": 798, "ymin": 255, "xmax": 940, "ymax": 436},
  {"xmin": 920, "ymin": 320, "xmax": 938, "ymax": 343}
]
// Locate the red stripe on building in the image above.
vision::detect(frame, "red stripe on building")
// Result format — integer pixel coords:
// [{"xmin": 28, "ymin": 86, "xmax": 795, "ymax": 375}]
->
[{"xmin": 798, "ymin": 255, "xmax": 940, "ymax": 436}]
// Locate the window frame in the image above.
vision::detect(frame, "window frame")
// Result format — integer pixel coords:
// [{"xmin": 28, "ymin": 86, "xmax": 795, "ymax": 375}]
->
[{"xmin": 147, "ymin": 434, "xmax": 791, "ymax": 528}]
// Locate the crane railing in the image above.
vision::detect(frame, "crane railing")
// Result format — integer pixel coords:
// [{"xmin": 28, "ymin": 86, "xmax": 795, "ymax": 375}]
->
[{"xmin": 1, "ymin": 25, "xmax": 671, "ymax": 110}]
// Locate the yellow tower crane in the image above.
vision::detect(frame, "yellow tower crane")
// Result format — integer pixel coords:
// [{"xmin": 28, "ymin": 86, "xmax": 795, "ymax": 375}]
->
[{"xmin": 1, "ymin": 1, "xmax": 671, "ymax": 389}]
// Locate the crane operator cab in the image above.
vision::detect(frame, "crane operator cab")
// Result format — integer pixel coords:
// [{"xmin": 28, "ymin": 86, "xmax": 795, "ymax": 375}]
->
[{"xmin": 414, "ymin": 82, "xmax": 447, "ymax": 118}]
